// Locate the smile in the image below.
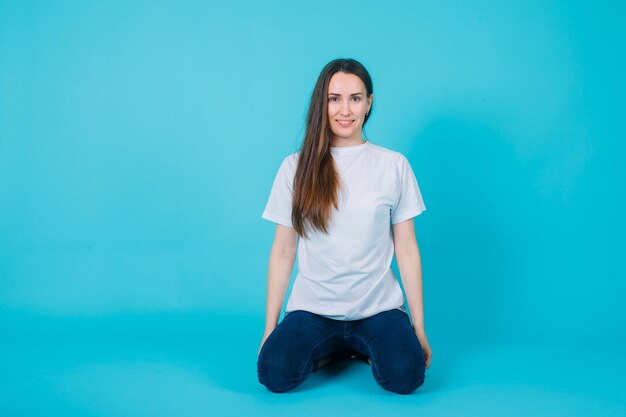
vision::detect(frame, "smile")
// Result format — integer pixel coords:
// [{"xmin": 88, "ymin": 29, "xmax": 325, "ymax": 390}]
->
[{"xmin": 336, "ymin": 120, "xmax": 354, "ymax": 127}]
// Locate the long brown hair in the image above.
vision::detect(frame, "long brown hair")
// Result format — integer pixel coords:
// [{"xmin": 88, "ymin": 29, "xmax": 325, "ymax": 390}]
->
[{"xmin": 291, "ymin": 58, "xmax": 374, "ymax": 238}]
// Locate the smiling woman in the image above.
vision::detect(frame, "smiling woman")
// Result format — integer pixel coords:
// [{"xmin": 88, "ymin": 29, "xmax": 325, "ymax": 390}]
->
[
  {"xmin": 327, "ymin": 72, "xmax": 372, "ymax": 146},
  {"xmin": 257, "ymin": 58, "xmax": 432, "ymax": 395}
]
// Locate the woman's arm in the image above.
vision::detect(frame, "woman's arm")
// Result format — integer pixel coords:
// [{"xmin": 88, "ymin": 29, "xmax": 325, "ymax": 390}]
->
[
  {"xmin": 392, "ymin": 218, "xmax": 432, "ymax": 367},
  {"xmin": 392, "ymin": 218, "xmax": 425, "ymax": 330},
  {"xmin": 263, "ymin": 224, "xmax": 298, "ymax": 334}
]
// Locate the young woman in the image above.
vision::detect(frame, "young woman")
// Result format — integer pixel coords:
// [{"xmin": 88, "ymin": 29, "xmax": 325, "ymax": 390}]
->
[{"xmin": 256, "ymin": 58, "xmax": 432, "ymax": 394}]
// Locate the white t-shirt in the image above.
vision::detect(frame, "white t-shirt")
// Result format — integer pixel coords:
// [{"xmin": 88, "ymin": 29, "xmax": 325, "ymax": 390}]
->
[{"xmin": 261, "ymin": 140, "xmax": 426, "ymax": 320}]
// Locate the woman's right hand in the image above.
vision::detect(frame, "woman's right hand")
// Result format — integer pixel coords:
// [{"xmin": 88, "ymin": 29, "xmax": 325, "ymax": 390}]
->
[{"xmin": 258, "ymin": 329, "xmax": 274, "ymax": 356}]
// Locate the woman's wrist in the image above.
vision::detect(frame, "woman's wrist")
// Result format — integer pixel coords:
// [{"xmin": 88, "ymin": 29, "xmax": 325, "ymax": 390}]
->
[{"xmin": 412, "ymin": 324, "xmax": 426, "ymax": 334}]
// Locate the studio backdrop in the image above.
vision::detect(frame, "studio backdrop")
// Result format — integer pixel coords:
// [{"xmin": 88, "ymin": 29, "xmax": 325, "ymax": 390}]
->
[{"xmin": 1, "ymin": 0, "xmax": 624, "ymax": 348}]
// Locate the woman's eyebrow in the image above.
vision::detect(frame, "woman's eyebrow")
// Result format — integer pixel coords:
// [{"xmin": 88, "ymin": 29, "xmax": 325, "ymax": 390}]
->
[{"xmin": 327, "ymin": 92, "xmax": 364, "ymax": 96}]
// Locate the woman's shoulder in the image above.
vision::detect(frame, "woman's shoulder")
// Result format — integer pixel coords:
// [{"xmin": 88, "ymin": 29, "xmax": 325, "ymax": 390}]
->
[
  {"xmin": 276, "ymin": 151, "xmax": 300, "ymax": 174},
  {"xmin": 285, "ymin": 151, "xmax": 300, "ymax": 164},
  {"xmin": 367, "ymin": 141, "xmax": 408, "ymax": 165}
]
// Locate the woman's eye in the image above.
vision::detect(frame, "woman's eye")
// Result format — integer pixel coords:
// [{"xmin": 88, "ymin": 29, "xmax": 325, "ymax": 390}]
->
[
  {"xmin": 329, "ymin": 97, "xmax": 338, "ymax": 102},
  {"xmin": 352, "ymin": 96, "xmax": 361, "ymax": 101}
]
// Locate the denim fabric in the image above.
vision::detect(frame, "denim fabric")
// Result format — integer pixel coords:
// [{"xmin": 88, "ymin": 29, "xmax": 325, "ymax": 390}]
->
[{"xmin": 257, "ymin": 308, "xmax": 426, "ymax": 394}]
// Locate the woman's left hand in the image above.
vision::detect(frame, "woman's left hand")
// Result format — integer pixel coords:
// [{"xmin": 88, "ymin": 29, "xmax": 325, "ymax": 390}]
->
[{"xmin": 414, "ymin": 329, "xmax": 432, "ymax": 369}]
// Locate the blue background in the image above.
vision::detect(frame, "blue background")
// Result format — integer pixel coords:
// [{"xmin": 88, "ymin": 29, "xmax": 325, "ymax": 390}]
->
[{"xmin": 1, "ymin": 0, "xmax": 624, "ymax": 416}]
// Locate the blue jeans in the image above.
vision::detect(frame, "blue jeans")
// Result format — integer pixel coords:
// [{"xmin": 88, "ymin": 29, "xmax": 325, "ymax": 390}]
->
[{"xmin": 257, "ymin": 308, "xmax": 426, "ymax": 394}]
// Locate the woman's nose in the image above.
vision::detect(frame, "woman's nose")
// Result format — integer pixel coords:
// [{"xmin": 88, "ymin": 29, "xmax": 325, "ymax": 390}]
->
[{"xmin": 341, "ymin": 101, "xmax": 351, "ymax": 115}]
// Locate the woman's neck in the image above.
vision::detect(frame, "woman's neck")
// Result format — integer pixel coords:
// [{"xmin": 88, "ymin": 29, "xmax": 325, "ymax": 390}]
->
[{"xmin": 330, "ymin": 136, "xmax": 366, "ymax": 148}]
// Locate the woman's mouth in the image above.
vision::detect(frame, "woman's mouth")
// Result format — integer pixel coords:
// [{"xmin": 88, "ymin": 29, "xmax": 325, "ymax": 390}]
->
[{"xmin": 336, "ymin": 119, "xmax": 354, "ymax": 127}]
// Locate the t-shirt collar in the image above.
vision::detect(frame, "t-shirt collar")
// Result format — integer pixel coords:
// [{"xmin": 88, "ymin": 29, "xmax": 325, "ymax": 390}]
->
[{"xmin": 330, "ymin": 140, "xmax": 369, "ymax": 156}]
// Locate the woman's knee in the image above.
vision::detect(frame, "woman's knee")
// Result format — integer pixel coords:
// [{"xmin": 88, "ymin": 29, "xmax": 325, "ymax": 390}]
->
[
  {"xmin": 373, "ymin": 355, "xmax": 425, "ymax": 394},
  {"xmin": 257, "ymin": 348, "xmax": 310, "ymax": 392},
  {"xmin": 255, "ymin": 311, "xmax": 340, "ymax": 392}
]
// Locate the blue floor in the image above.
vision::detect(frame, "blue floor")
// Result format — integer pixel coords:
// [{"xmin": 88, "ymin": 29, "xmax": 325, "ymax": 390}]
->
[{"xmin": 1, "ymin": 312, "xmax": 624, "ymax": 417}]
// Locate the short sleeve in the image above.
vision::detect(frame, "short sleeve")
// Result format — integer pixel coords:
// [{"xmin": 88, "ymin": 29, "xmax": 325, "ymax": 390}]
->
[
  {"xmin": 391, "ymin": 155, "xmax": 426, "ymax": 224},
  {"xmin": 261, "ymin": 156, "xmax": 295, "ymax": 228}
]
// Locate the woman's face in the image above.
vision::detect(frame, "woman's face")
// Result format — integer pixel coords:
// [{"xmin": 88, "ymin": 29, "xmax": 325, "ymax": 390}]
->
[{"xmin": 327, "ymin": 72, "xmax": 373, "ymax": 145}]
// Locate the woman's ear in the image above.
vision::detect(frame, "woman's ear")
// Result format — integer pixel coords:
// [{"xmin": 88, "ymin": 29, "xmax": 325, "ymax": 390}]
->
[{"xmin": 368, "ymin": 94, "xmax": 374, "ymax": 112}]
